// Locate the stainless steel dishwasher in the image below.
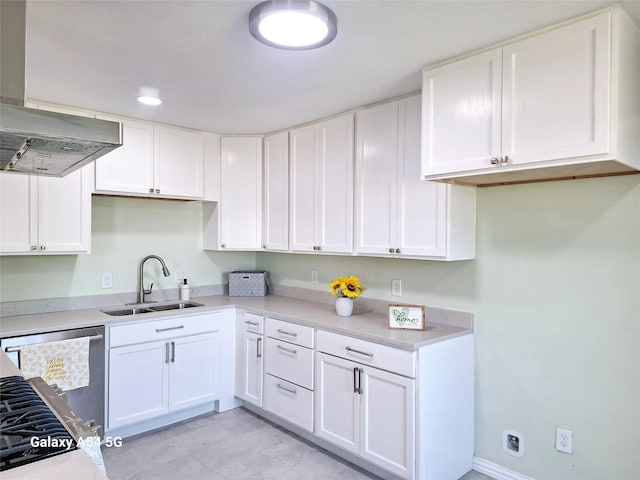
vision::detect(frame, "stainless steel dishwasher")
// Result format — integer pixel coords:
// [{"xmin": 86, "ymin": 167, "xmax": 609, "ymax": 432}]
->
[{"xmin": 1, "ymin": 325, "xmax": 105, "ymax": 433}]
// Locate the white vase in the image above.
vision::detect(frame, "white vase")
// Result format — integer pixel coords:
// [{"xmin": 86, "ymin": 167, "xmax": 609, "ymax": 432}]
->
[{"xmin": 335, "ymin": 297, "xmax": 354, "ymax": 317}]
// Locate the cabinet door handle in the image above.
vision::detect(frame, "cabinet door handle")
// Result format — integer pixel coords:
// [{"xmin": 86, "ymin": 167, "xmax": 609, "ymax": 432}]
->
[
  {"xmin": 501, "ymin": 156, "xmax": 510, "ymax": 165},
  {"xmin": 277, "ymin": 383, "xmax": 297, "ymax": 395},
  {"xmin": 276, "ymin": 329, "xmax": 298, "ymax": 338},
  {"xmin": 490, "ymin": 157, "xmax": 500, "ymax": 165},
  {"xmin": 149, "ymin": 187, "xmax": 154, "ymax": 193},
  {"xmin": 170, "ymin": 341, "xmax": 175, "ymax": 363},
  {"xmin": 30, "ymin": 245, "xmax": 37, "ymax": 251},
  {"xmin": 388, "ymin": 247, "xmax": 394, "ymax": 253},
  {"xmin": 256, "ymin": 337, "xmax": 262, "ymax": 358},
  {"xmin": 156, "ymin": 325, "xmax": 184, "ymax": 333},
  {"xmin": 358, "ymin": 368, "xmax": 364, "ymax": 394},
  {"xmin": 353, "ymin": 367, "xmax": 359, "ymax": 393},
  {"xmin": 276, "ymin": 344, "xmax": 297, "ymax": 355},
  {"xmin": 155, "ymin": 189, "xmax": 160, "ymax": 194},
  {"xmin": 395, "ymin": 248, "xmax": 401, "ymax": 254},
  {"xmin": 346, "ymin": 346, "xmax": 373, "ymax": 358},
  {"xmin": 165, "ymin": 342, "xmax": 171, "ymax": 363}
]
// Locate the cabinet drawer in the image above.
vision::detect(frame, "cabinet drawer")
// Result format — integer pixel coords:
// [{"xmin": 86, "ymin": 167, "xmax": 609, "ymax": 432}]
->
[
  {"xmin": 316, "ymin": 330, "xmax": 416, "ymax": 378},
  {"xmin": 110, "ymin": 312, "xmax": 224, "ymax": 347},
  {"xmin": 263, "ymin": 374, "xmax": 313, "ymax": 432},
  {"xmin": 264, "ymin": 337, "xmax": 314, "ymax": 390},
  {"xmin": 241, "ymin": 312, "xmax": 264, "ymax": 334},
  {"xmin": 265, "ymin": 318, "xmax": 314, "ymax": 348}
]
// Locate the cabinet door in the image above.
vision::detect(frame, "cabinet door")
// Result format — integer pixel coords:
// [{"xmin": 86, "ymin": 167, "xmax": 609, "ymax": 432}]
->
[
  {"xmin": 502, "ymin": 13, "xmax": 610, "ymax": 165},
  {"xmin": 315, "ymin": 353, "xmax": 359, "ymax": 454},
  {"xmin": 239, "ymin": 331, "xmax": 263, "ymax": 406},
  {"xmin": 94, "ymin": 117, "xmax": 154, "ymax": 194},
  {"xmin": 354, "ymin": 101, "xmax": 398, "ymax": 255},
  {"xmin": 360, "ymin": 366, "xmax": 415, "ymax": 479},
  {"xmin": 289, "ymin": 124, "xmax": 317, "ymax": 252},
  {"xmin": 0, "ymin": 173, "xmax": 36, "ymax": 253},
  {"xmin": 317, "ymin": 114, "xmax": 354, "ymax": 253},
  {"xmin": 263, "ymin": 132, "xmax": 289, "ymax": 251},
  {"xmin": 220, "ymin": 136, "xmax": 262, "ymax": 249},
  {"xmin": 169, "ymin": 332, "xmax": 220, "ymax": 411},
  {"xmin": 154, "ymin": 126, "xmax": 204, "ymax": 199},
  {"xmin": 108, "ymin": 341, "xmax": 168, "ymax": 428},
  {"xmin": 396, "ymin": 95, "xmax": 448, "ymax": 257},
  {"xmin": 421, "ymin": 48, "xmax": 502, "ymax": 176},
  {"xmin": 37, "ymin": 165, "xmax": 92, "ymax": 253}
]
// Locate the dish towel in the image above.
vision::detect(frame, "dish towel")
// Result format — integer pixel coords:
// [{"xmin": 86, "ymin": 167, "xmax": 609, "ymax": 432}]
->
[{"xmin": 20, "ymin": 337, "xmax": 90, "ymax": 391}]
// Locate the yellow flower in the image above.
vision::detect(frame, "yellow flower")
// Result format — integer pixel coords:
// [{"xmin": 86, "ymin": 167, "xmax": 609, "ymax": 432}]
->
[{"xmin": 329, "ymin": 275, "xmax": 366, "ymax": 299}]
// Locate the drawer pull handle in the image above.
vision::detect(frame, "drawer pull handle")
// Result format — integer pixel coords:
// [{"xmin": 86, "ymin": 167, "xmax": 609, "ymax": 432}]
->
[
  {"xmin": 245, "ymin": 320, "xmax": 259, "ymax": 326},
  {"xmin": 171, "ymin": 341, "xmax": 176, "ymax": 363},
  {"xmin": 165, "ymin": 342, "xmax": 171, "ymax": 364},
  {"xmin": 277, "ymin": 344, "xmax": 297, "ymax": 355},
  {"xmin": 276, "ymin": 329, "xmax": 298, "ymax": 338},
  {"xmin": 276, "ymin": 383, "xmax": 297, "ymax": 395},
  {"xmin": 346, "ymin": 346, "xmax": 373, "ymax": 358},
  {"xmin": 156, "ymin": 325, "xmax": 185, "ymax": 333}
]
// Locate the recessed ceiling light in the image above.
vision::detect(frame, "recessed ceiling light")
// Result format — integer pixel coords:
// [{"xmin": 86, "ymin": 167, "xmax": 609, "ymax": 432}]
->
[
  {"xmin": 249, "ymin": 0, "xmax": 337, "ymax": 50},
  {"xmin": 136, "ymin": 86, "xmax": 162, "ymax": 106}
]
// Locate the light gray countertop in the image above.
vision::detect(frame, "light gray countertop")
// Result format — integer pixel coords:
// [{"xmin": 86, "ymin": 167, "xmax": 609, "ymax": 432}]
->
[{"xmin": 0, "ymin": 294, "xmax": 472, "ymax": 350}]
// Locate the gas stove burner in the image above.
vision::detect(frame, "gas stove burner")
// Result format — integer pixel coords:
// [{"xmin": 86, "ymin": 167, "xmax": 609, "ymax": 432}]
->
[{"xmin": 0, "ymin": 376, "xmax": 77, "ymax": 471}]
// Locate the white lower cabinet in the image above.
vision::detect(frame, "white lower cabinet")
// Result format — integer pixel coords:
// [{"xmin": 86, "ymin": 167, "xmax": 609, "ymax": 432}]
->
[
  {"xmin": 235, "ymin": 313, "xmax": 264, "ymax": 406},
  {"xmin": 262, "ymin": 318, "xmax": 315, "ymax": 432},
  {"xmin": 233, "ymin": 313, "xmax": 474, "ymax": 480},
  {"xmin": 316, "ymin": 353, "xmax": 415, "ymax": 479},
  {"xmin": 108, "ymin": 312, "xmax": 230, "ymax": 431}
]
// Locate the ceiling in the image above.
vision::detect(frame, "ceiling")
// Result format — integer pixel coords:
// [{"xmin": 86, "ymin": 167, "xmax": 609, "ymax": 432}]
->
[{"xmin": 24, "ymin": 0, "xmax": 640, "ymax": 135}]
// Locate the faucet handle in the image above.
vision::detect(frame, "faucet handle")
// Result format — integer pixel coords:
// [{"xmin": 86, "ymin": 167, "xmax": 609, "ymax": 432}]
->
[{"xmin": 144, "ymin": 283, "xmax": 154, "ymax": 295}]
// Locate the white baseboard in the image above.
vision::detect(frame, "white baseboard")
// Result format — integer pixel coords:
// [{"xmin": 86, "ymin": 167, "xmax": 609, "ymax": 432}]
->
[{"xmin": 473, "ymin": 457, "xmax": 535, "ymax": 480}]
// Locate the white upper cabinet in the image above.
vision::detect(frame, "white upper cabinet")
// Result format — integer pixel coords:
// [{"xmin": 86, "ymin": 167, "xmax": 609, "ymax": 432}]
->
[
  {"xmin": 422, "ymin": 9, "xmax": 640, "ymax": 186},
  {"xmin": 290, "ymin": 114, "xmax": 354, "ymax": 254},
  {"xmin": 421, "ymin": 49, "xmax": 502, "ymax": 176},
  {"xmin": 95, "ymin": 117, "xmax": 154, "ymax": 194},
  {"xmin": 0, "ymin": 165, "xmax": 93, "ymax": 255},
  {"xmin": 217, "ymin": 136, "xmax": 263, "ymax": 250},
  {"xmin": 356, "ymin": 95, "xmax": 476, "ymax": 260},
  {"xmin": 95, "ymin": 116, "xmax": 204, "ymax": 199},
  {"xmin": 262, "ymin": 132, "xmax": 289, "ymax": 251},
  {"xmin": 153, "ymin": 126, "xmax": 204, "ymax": 199}
]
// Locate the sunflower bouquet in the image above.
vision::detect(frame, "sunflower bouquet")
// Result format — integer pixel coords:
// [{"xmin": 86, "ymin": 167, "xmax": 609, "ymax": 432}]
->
[{"xmin": 329, "ymin": 276, "xmax": 366, "ymax": 299}]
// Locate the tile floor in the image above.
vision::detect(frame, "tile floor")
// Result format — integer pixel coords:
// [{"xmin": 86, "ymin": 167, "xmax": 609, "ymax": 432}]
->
[{"xmin": 101, "ymin": 407, "xmax": 493, "ymax": 480}]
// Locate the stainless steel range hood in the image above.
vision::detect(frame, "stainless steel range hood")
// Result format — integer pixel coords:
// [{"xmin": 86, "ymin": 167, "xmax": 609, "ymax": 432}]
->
[{"xmin": 0, "ymin": 0, "xmax": 122, "ymax": 177}]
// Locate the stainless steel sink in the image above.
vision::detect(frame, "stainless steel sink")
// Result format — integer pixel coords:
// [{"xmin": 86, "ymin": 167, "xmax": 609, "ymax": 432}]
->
[
  {"xmin": 101, "ymin": 301, "xmax": 204, "ymax": 316},
  {"xmin": 102, "ymin": 307, "xmax": 154, "ymax": 316},
  {"xmin": 149, "ymin": 301, "xmax": 203, "ymax": 312}
]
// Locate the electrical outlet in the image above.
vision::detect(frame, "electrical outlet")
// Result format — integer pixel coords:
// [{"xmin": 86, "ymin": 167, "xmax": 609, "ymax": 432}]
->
[
  {"xmin": 556, "ymin": 428, "xmax": 573, "ymax": 454},
  {"xmin": 391, "ymin": 279, "xmax": 402, "ymax": 296},
  {"xmin": 101, "ymin": 272, "xmax": 113, "ymax": 289},
  {"xmin": 311, "ymin": 270, "xmax": 319, "ymax": 284}
]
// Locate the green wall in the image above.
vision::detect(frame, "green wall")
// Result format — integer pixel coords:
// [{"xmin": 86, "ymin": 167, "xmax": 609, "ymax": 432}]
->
[
  {"xmin": 1, "ymin": 175, "xmax": 638, "ymax": 479},
  {"xmin": 257, "ymin": 175, "xmax": 640, "ymax": 480},
  {"xmin": 0, "ymin": 196, "xmax": 256, "ymax": 302}
]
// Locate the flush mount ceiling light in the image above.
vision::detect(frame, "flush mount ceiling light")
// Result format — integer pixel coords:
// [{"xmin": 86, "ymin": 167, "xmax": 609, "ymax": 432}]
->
[
  {"xmin": 136, "ymin": 86, "xmax": 162, "ymax": 106},
  {"xmin": 249, "ymin": 0, "xmax": 337, "ymax": 50}
]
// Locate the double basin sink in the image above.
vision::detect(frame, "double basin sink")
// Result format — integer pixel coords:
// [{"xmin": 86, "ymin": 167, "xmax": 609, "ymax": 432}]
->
[{"xmin": 102, "ymin": 301, "xmax": 204, "ymax": 317}]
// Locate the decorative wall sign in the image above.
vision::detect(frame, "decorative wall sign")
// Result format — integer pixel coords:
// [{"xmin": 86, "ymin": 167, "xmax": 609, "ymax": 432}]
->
[{"xmin": 388, "ymin": 304, "xmax": 426, "ymax": 330}]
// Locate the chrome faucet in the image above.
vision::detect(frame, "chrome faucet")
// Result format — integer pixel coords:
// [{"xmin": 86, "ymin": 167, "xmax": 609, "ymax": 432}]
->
[{"xmin": 137, "ymin": 255, "xmax": 171, "ymax": 304}]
